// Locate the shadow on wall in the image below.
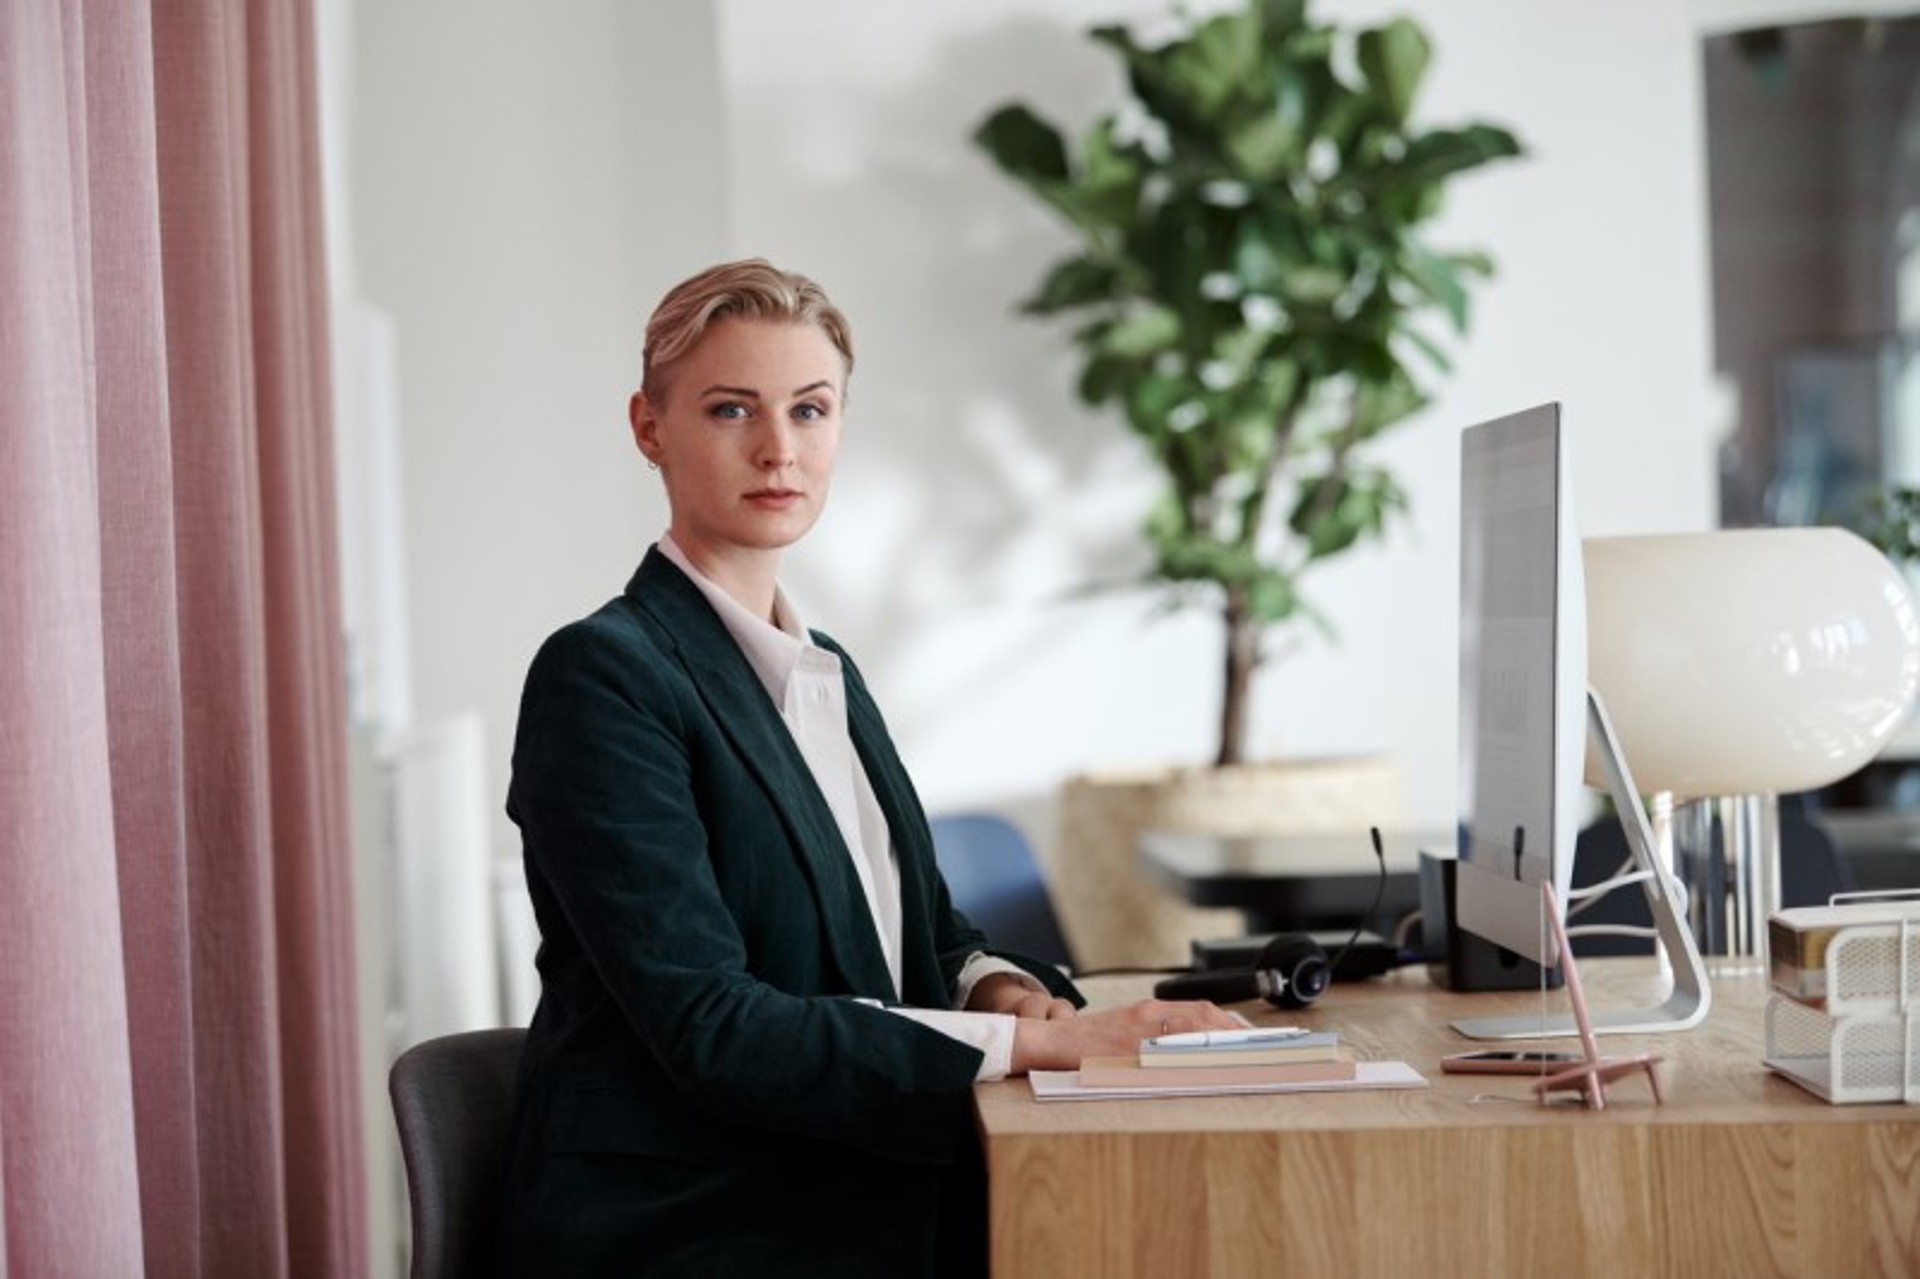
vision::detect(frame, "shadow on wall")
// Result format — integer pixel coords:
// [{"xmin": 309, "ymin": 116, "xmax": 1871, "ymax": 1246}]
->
[{"xmin": 726, "ymin": 15, "xmax": 1175, "ymax": 743}]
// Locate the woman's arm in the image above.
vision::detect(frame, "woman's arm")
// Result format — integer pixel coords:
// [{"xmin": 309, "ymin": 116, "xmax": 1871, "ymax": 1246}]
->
[
  {"xmin": 964, "ymin": 973, "xmax": 1243, "ymax": 1074},
  {"xmin": 964, "ymin": 971, "xmax": 1077, "ymax": 1021},
  {"xmin": 1008, "ymin": 998, "xmax": 1244, "ymax": 1074}
]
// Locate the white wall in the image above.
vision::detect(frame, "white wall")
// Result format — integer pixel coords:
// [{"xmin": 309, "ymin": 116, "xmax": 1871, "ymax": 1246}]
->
[
  {"xmin": 345, "ymin": 1, "xmax": 1720, "ymax": 871},
  {"xmin": 715, "ymin": 0, "xmax": 1717, "ymax": 834},
  {"xmin": 348, "ymin": 1, "xmax": 729, "ymax": 866}
]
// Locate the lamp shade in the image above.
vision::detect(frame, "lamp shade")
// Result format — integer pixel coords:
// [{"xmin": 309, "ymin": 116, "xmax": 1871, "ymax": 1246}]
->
[{"xmin": 1583, "ymin": 529, "xmax": 1920, "ymax": 797}]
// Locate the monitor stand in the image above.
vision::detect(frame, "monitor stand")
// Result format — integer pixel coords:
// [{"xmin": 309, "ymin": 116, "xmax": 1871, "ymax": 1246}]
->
[{"xmin": 1452, "ymin": 690, "xmax": 1712, "ymax": 1041}]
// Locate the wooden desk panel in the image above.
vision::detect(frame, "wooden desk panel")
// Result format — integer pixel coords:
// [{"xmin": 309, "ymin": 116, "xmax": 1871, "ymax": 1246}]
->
[{"xmin": 975, "ymin": 966, "xmax": 1920, "ymax": 1278}]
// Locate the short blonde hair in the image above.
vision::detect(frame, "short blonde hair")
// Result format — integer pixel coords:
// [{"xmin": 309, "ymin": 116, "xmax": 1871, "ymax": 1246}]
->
[{"xmin": 642, "ymin": 259, "xmax": 855, "ymax": 404}]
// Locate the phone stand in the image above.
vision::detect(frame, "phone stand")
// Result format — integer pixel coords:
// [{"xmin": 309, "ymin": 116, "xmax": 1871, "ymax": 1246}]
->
[{"xmin": 1532, "ymin": 883, "xmax": 1664, "ymax": 1111}]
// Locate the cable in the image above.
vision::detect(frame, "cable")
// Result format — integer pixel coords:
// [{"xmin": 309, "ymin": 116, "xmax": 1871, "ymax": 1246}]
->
[
  {"xmin": 1326, "ymin": 826, "xmax": 1389, "ymax": 980},
  {"xmin": 1084, "ymin": 826, "xmax": 1395, "ymax": 984}
]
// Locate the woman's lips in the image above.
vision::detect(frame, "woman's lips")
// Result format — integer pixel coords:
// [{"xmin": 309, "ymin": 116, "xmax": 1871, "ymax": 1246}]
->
[{"xmin": 744, "ymin": 489, "xmax": 801, "ymax": 509}]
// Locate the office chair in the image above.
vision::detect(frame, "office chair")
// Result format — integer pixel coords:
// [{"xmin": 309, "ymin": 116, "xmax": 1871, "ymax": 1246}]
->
[
  {"xmin": 388, "ymin": 1028, "xmax": 525, "ymax": 1279},
  {"xmin": 929, "ymin": 813, "xmax": 1075, "ymax": 971}
]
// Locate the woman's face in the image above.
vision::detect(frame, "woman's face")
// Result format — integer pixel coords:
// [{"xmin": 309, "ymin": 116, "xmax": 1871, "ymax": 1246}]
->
[{"xmin": 631, "ymin": 317, "xmax": 845, "ymax": 564}]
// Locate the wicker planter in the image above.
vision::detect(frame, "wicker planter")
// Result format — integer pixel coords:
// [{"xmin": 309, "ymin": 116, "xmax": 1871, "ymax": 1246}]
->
[{"xmin": 1052, "ymin": 758, "xmax": 1404, "ymax": 969}]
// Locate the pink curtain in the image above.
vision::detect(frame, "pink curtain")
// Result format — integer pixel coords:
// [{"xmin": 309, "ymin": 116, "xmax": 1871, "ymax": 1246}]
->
[{"xmin": 1, "ymin": 1, "xmax": 366, "ymax": 1276}]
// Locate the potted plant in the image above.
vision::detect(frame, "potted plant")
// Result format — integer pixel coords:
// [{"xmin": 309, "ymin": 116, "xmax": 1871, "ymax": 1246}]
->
[{"xmin": 973, "ymin": 0, "xmax": 1522, "ymax": 964}]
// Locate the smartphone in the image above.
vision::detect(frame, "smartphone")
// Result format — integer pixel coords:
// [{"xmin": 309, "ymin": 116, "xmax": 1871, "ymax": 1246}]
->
[{"xmin": 1441, "ymin": 1049, "xmax": 1585, "ymax": 1075}]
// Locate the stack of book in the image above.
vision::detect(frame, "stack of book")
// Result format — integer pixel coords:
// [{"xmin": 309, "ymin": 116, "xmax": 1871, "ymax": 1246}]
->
[
  {"xmin": 1028, "ymin": 1024, "xmax": 1427, "ymax": 1100},
  {"xmin": 1075, "ymin": 1027, "xmax": 1354, "ymax": 1090}
]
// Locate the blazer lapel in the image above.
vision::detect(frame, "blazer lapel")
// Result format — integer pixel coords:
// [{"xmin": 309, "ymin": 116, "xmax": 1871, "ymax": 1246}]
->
[{"xmin": 626, "ymin": 551, "xmax": 897, "ymax": 1000}]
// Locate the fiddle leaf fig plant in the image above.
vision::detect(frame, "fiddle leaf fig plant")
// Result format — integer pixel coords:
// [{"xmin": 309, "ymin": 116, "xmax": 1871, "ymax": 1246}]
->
[{"xmin": 975, "ymin": 0, "xmax": 1521, "ymax": 766}]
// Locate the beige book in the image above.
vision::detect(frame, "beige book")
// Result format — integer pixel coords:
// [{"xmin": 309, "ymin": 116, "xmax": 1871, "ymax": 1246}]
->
[{"xmin": 1077, "ymin": 1055, "xmax": 1358, "ymax": 1089}]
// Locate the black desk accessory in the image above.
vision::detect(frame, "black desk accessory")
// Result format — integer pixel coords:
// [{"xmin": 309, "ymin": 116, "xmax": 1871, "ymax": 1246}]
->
[
  {"xmin": 1191, "ymin": 930, "xmax": 1400, "ymax": 981},
  {"xmin": 1418, "ymin": 850, "xmax": 1562, "ymax": 992},
  {"xmin": 1153, "ymin": 933, "xmax": 1330, "ymax": 1008}
]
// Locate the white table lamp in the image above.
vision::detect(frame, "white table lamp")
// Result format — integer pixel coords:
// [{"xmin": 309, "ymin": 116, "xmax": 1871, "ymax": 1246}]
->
[{"xmin": 1583, "ymin": 528, "xmax": 1920, "ymax": 956}]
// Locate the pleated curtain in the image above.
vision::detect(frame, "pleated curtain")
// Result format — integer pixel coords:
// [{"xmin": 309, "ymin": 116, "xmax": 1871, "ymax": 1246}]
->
[{"xmin": 0, "ymin": 1, "xmax": 366, "ymax": 1275}]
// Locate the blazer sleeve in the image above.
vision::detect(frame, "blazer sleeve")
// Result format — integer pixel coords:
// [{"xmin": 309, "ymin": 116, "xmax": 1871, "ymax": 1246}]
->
[{"xmin": 509, "ymin": 619, "xmax": 986, "ymax": 1166}]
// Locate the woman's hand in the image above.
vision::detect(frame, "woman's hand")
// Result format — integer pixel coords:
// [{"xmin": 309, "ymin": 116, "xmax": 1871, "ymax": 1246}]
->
[
  {"xmin": 965, "ymin": 972, "xmax": 1076, "ymax": 1021},
  {"xmin": 1008, "ymin": 998, "xmax": 1244, "ymax": 1074}
]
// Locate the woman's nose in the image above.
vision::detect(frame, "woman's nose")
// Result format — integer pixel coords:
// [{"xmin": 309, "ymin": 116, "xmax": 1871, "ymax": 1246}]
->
[{"xmin": 755, "ymin": 420, "xmax": 796, "ymax": 468}]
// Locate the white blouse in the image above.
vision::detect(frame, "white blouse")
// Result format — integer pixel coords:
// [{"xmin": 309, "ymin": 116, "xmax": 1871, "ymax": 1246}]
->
[{"xmin": 657, "ymin": 537, "xmax": 1043, "ymax": 1079}]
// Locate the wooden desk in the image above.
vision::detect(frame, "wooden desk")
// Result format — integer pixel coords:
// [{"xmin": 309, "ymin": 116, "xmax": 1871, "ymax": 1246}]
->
[{"xmin": 974, "ymin": 965, "xmax": 1920, "ymax": 1277}]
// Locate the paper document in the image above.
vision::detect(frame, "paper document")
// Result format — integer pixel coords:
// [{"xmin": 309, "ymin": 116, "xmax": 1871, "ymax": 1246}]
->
[{"xmin": 1029, "ymin": 1059, "xmax": 1427, "ymax": 1101}]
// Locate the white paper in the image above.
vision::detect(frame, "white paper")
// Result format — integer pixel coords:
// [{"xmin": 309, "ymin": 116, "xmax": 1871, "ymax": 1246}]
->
[{"xmin": 1029, "ymin": 1059, "xmax": 1428, "ymax": 1101}]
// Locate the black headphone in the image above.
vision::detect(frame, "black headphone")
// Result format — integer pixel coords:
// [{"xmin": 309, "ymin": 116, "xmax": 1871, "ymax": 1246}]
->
[{"xmin": 1151, "ymin": 933, "xmax": 1332, "ymax": 1010}]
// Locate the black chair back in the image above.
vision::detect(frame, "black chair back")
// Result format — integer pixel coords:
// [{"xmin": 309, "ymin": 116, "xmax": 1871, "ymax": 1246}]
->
[{"xmin": 389, "ymin": 1028, "xmax": 525, "ymax": 1279}]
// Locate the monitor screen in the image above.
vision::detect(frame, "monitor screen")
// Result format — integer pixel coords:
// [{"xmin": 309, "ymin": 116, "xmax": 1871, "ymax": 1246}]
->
[{"xmin": 1454, "ymin": 403, "xmax": 1586, "ymax": 964}]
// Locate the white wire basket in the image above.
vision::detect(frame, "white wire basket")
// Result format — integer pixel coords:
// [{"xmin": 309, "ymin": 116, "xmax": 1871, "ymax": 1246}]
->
[
  {"xmin": 1766, "ymin": 995, "xmax": 1919, "ymax": 1103},
  {"xmin": 1764, "ymin": 892, "xmax": 1919, "ymax": 1104},
  {"xmin": 1818, "ymin": 917, "xmax": 1920, "ymax": 1016}
]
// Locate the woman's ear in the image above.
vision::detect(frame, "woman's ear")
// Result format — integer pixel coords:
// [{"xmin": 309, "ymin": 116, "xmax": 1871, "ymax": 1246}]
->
[{"xmin": 629, "ymin": 390, "xmax": 661, "ymax": 464}]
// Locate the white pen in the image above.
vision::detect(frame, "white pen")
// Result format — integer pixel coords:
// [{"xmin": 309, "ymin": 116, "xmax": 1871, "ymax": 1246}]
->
[{"xmin": 1148, "ymin": 1027, "xmax": 1310, "ymax": 1048}]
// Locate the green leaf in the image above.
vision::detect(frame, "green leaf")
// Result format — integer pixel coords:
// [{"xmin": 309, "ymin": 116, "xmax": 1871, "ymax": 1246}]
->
[
  {"xmin": 974, "ymin": 105, "xmax": 1070, "ymax": 184},
  {"xmin": 1257, "ymin": 358, "xmax": 1303, "ymax": 415},
  {"xmin": 1082, "ymin": 117, "xmax": 1142, "ymax": 191},
  {"xmin": 1177, "ymin": 13, "xmax": 1262, "ymax": 118},
  {"xmin": 1393, "ymin": 124, "xmax": 1523, "ymax": 189},
  {"xmin": 1448, "ymin": 249, "xmax": 1495, "ymax": 277},
  {"xmin": 1093, "ymin": 25, "xmax": 1210, "ymax": 144},
  {"xmin": 1399, "ymin": 241, "xmax": 1468, "ymax": 329},
  {"xmin": 1248, "ymin": 570, "xmax": 1302, "ymax": 623},
  {"xmin": 1124, "ymin": 371, "xmax": 1190, "ymax": 436},
  {"xmin": 1225, "ymin": 112, "xmax": 1297, "ymax": 178},
  {"xmin": 1349, "ymin": 374, "xmax": 1427, "ymax": 440},
  {"xmin": 1281, "ymin": 264, "xmax": 1346, "ymax": 307},
  {"xmin": 1024, "ymin": 257, "xmax": 1121, "ymax": 315},
  {"xmin": 1102, "ymin": 306, "xmax": 1182, "ymax": 358},
  {"xmin": 1077, "ymin": 357, "xmax": 1127, "ymax": 407},
  {"xmin": 1127, "ymin": 202, "xmax": 1228, "ymax": 314},
  {"xmin": 1396, "ymin": 326, "xmax": 1453, "ymax": 374},
  {"xmin": 1086, "ymin": 24, "xmax": 1139, "ymax": 61},
  {"xmin": 1356, "ymin": 19, "xmax": 1430, "ymax": 123},
  {"xmin": 1253, "ymin": 0, "xmax": 1308, "ymax": 41},
  {"xmin": 1289, "ymin": 469, "xmax": 1409, "ymax": 559},
  {"xmin": 1212, "ymin": 325, "xmax": 1271, "ymax": 380},
  {"xmin": 1233, "ymin": 224, "xmax": 1295, "ymax": 294},
  {"xmin": 1145, "ymin": 489, "xmax": 1190, "ymax": 538}
]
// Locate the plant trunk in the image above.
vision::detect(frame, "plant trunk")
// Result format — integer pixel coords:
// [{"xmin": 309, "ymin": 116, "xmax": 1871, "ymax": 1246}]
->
[{"xmin": 1216, "ymin": 586, "xmax": 1256, "ymax": 767}]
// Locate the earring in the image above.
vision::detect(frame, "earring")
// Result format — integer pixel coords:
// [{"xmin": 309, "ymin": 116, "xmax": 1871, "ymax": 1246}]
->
[{"xmin": 647, "ymin": 460, "xmax": 659, "ymax": 472}]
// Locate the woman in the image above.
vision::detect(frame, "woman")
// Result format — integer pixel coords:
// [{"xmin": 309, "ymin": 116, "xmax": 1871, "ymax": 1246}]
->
[{"xmin": 499, "ymin": 259, "xmax": 1238, "ymax": 1277}]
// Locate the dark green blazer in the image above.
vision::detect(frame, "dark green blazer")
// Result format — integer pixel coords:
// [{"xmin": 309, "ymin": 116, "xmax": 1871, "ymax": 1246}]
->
[{"xmin": 499, "ymin": 549, "xmax": 1081, "ymax": 1278}]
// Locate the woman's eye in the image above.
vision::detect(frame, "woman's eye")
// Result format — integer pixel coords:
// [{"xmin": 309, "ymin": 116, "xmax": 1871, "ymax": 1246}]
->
[
  {"xmin": 793, "ymin": 402, "xmax": 827, "ymax": 422},
  {"xmin": 708, "ymin": 402, "xmax": 749, "ymax": 421}
]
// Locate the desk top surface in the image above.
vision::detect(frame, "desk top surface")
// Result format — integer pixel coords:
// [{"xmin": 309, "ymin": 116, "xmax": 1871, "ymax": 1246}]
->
[{"xmin": 976, "ymin": 962, "xmax": 1917, "ymax": 1137}]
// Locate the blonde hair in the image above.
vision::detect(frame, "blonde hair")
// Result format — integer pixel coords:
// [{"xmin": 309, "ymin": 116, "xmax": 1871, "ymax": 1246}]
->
[{"xmin": 641, "ymin": 259, "xmax": 855, "ymax": 404}]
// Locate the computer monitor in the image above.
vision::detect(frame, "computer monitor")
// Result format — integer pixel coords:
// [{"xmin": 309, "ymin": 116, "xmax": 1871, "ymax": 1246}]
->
[
  {"xmin": 1454, "ymin": 403, "xmax": 1585, "ymax": 964},
  {"xmin": 1452, "ymin": 402, "xmax": 1710, "ymax": 1040}
]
